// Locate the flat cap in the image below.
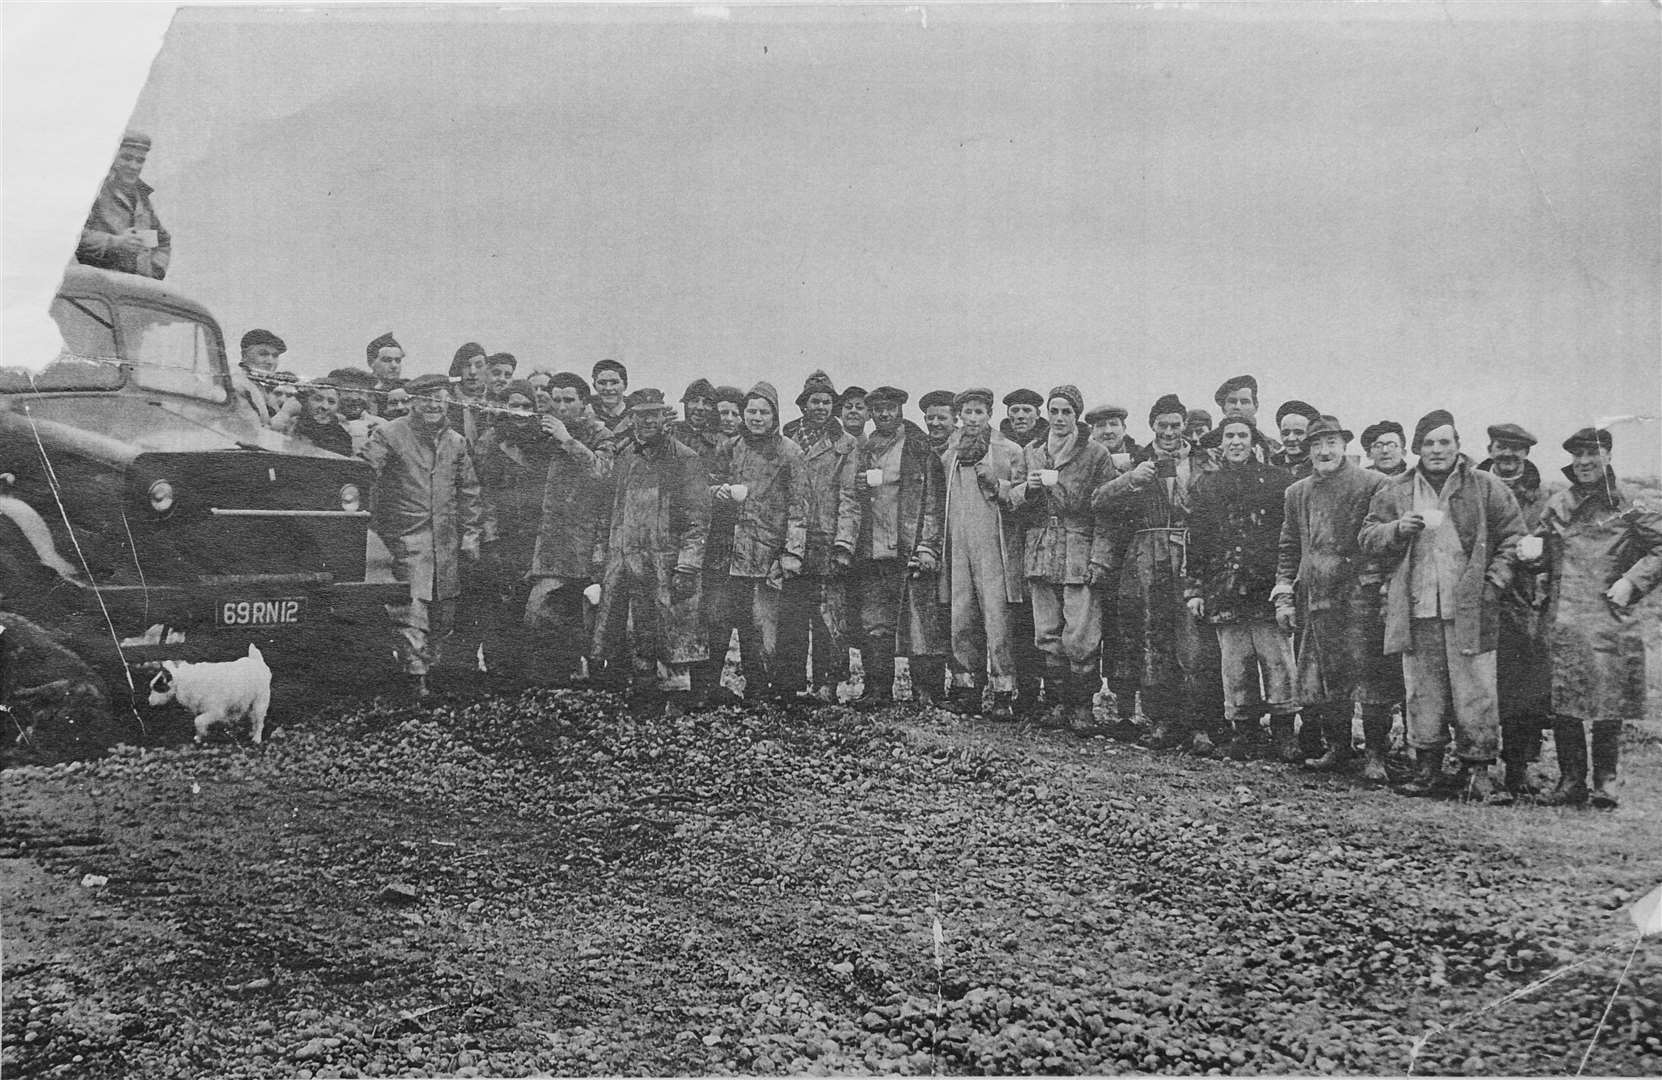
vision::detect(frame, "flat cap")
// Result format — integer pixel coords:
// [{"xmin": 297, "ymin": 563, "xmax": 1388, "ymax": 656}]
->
[
  {"xmin": 1561, "ymin": 426, "xmax": 1613, "ymax": 453},
  {"xmin": 592, "ymin": 357, "xmax": 628, "ymax": 380},
  {"xmin": 951, "ymin": 387, "xmax": 993, "ymax": 410},
  {"xmin": 1002, "ymin": 388, "xmax": 1044, "ymax": 409},
  {"xmin": 239, "ymin": 328, "xmax": 286, "ymax": 354},
  {"xmin": 919, "ymin": 389, "xmax": 957, "ymax": 410},
  {"xmin": 326, "ymin": 366, "xmax": 377, "ymax": 389},
  {"xmin": 865, "ymin": 386, "xmax": 908, "ymax": 407},
  {"xmin": 120, "ymin": 130, "xmax": 152, "ymax": 151},
  {"xmin": 1085, "ymin": 404, "xmax": 1129, "ymax": 423},
  {"xmin": 1485, "ymin": 422, "xmax": 1537, "ymax": 447},
  {"xmin": 627, "ymin": 388, "xmax": 675, "ymax": 412},
  {"xmin": 1213, "ymin": 374, "xmax": 1258, "ymax": 407},
  {"xmin": 1275, "ymin": 399, "xmax": 1322, "ymax": 426},
  {"xmin": 405, "ymin": 373, "xmax": 452, "ymax": 395}
]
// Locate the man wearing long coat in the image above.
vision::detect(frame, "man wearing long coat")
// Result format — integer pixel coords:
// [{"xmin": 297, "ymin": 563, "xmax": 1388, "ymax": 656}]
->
[
  {"xmin": 77, "ymin": 131, "xmax": 171, "ymax": 280},
  {"xmin": 1530, "ymin": 427, "xmax": 1662, "ymax": 810},
  {"xmin": 850, "ymin": 387, "xmax": 945, "ymax": 710},
  {"xmin": 786, "ymin": 372, "xmax": 862, "ymax": 705},
  {"xmin": 359, "ymin": 374, "xmax": 485, "ymax": 696},
  {"xmin": 591, "ymin": 389, "xmax": 711, "ymax": 716},
  {"xmin": 1359, "ymin": 411, "xmax": 1524, "ymax": 804}
]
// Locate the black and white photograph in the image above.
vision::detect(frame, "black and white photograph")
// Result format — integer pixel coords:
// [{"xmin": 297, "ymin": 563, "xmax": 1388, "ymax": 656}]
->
[{"xmin": 2, "ymin": 2, "xmax": 1659, "ymax": 1077}]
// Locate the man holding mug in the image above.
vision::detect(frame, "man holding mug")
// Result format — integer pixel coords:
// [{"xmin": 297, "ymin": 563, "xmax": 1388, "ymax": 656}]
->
[{"xmin": 78, "ymin": 131, "xmax": 171, "ymax": 280}]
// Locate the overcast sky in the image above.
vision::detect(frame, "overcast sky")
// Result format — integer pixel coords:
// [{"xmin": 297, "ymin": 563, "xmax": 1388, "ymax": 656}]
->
[{"xmin": 81, "ymin": 4, "xmax": 1662, "ymax": 472}]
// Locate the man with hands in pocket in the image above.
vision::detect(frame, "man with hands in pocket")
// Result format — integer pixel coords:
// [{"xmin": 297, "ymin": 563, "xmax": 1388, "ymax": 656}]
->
[{"xmin": 1359, "ymin": 410, "xmax": 1525, "ymax": 803}]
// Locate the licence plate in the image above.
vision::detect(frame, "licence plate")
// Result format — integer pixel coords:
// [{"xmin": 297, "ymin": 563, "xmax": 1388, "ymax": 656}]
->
[{"xmin": 216, "ymin": 597, "xmax": 305, "ymax": 628}]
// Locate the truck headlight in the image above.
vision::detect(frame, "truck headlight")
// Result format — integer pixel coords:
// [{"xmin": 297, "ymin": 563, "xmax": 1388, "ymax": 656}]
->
[
  {"xmin": 339, "ymin": 483, "xmax": 361, "ymax": 512},
  {"xmin": 148, "ymin": 479, "xmax": 176, "ymax": 514}
]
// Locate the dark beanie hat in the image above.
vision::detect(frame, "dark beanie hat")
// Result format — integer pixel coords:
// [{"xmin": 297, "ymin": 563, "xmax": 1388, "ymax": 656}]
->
[
  {"xmin": 1275, "ymin": 399, "xmax": 1321, "ymax": 426},
  {"xmin": 1412, "ymin": 409, "xmax": 1457, "ymax": 453},
  {"xmin": 1360, "ymin": 420, "xmax": 1405, "ymax": 450},
  {"xmin": 1002, "ymin": 388, "xmax": 1044, "ymax": 409},
  {"xmin": 1149, "ymin": 394, "xmax": 1187, "ymax": 426},
  {"xmin": 795, "ymin": 370, "xmax": 838, "ymax": 406},
  {"xmin": 1485, "ymin": 422, "xmax": 1537, "ymax": 447},
  {"xmin": 714, "ymin": 384, "xmax": 746, "ymax": 407},
  {"xmin": 1561, "ymin": 426, "xmax": 1613, "ymax": 453}
]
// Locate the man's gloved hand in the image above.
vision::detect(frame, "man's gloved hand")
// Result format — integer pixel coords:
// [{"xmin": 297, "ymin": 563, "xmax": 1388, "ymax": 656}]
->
[{"xmin": 910, "ymin": 549, "xmax": 938, "ymax": 575}]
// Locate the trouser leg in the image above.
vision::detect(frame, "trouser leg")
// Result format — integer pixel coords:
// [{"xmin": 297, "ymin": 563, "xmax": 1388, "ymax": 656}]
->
[
  {"xmin": 524, "ymin": 578, "xmax": 585, "ymax": 684},
  {"xmin": 1008, "ymin": 601, "xmax": 1043, "ymax": 710},
  {"xmin": 1403, "ymin": 618, "xmax": 1454, "ymax": 756},
  {"xmin": 856, "ymin": 562, "xmax": 900, "ymax": 705},
  {"xmin": 1590, "ymin": 719, "xmax": 1621, "ymax": 807},
  {"xmin": 1444, "ymin": 639, "xmax": 1500, "ymax": 765}
]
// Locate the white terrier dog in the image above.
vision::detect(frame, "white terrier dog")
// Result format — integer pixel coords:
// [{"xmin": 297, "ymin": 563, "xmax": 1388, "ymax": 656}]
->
[{"xmin": 147, "ymin": 644, "xmax": 272, "ymax": 744}]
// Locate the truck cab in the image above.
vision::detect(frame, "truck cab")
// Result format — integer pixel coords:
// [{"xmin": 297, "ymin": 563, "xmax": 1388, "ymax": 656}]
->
[{"xmin": 0, "ymin": 265, "xmax": 404, "ymax": 675}]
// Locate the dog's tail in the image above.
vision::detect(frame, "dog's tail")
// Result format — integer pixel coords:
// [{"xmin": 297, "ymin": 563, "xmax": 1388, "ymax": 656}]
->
[{"xmin": 247, "ymin": 643, "xmax": 263, "ymax": 663}]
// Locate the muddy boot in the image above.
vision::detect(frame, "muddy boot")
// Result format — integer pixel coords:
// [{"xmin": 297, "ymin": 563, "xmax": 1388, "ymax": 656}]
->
[
  {"xmin": 1142, "ymin": 719, "xmax": 1186, "ymax": 751},
  {"xmin": 1228, "ymin": 718, "xmax": 1264, "ymax": 761},
  {"xmin": 1394, "ymin": 751, "xmax": 1440, "ymax": 796},
  {"xmin": 911, "ymin": 656, "xmax": 945, "ymax": 707},
  {"xmin": 988, "ymin": 691, "xmax": 1016, "ymax": 721},
  {"xmin": 1459, "ymin": 762, "xmax": 1512, "ymax": 806},
  {"xmin": 1304, "ymin": 708, "xmax": 1353, "ymax": 772},
  {"xmin": 1270, "ymin": 714, "xmax": 1302, "ymax": 764},
  {"xmin": 940, "ymin": 683, "xmax": 982, "ymax": 716},
  {"xmin": 1036, "ymin": 663, "xmax": 1070, "ymax": 728},
  {"xmin": 853, "ymin": 649, "xmax": 895, "ymax": 712},
  {"xmin": 1589, "ymin": 720, "xmax": 1620, "ymax": 810},
  {"xmin": 1360, "ymin": 704, "xmax": 1392, "ymax": 783},
  {"xmin": 1539, "ymin": 718, "xmax": 1590, "ymax": 807},
  {"xmin": 1296, "ymin": 709, "xmax": 1327, "ymax": 763},
  {"xmin": 1066, "ymin": 671, "xmax": 1099, "ymax": 733}
]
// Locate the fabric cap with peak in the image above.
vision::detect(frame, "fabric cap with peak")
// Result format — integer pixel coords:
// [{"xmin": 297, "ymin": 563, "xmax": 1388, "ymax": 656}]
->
[
  {"xmin": 1306, "ymin": 414, "xmax": 1355, "ymax": 444},
  {"xmin": 1275, "ymin": 399, "xmax": 1322, "ymax": 426},
  {"xmin": 1485, "ymin": 422, "xmax": 1537, "ymax": 447},
  {"xmin": 1360, "ymin": 419, "xmax": 1405, "ymax": 450},
  {"xmin": 951, "ymin": 387, "xmax": 993, "ymax": 409},
  {"xmin": 1047, "ymin": 384, "xmax": 1084, "ymax": 415},
  {"xmin": 365, "ymin": 332, "xmax": 401, "ymax": 364},
  {"xmin": 592, "ymin": 357, "xmax": 628, "ymax": 381},
  {"xmin": 919, "ymin": 389, "xmax": 957, "ymax": 410},
  {"xmin": 1085, "ymin": 404, "xmax": 1130, "ymax": 423},
  {"xmin": 1148, "ymin": 393, "xmax": 1187, "ymax": 426},
  {"xmin": 865, "ymin": 385, "xmax": 908, "ymax": 407},
  {"xmin": 838, "ymin": 385, "xmax": 869, "ymax": 406},
  {"xmin": 405, "ymin": 373, "xmax": 451, "ymax": 395},
  {"xmin": 1213, "ymin": 374, "xmax": 1258, "ymax": 407},
  {"xmin": 240, "ymin": 329, "xmax": 286, "ymax": 354},
  {"xmin": 627, "ymin": 388, "xmax": 674, "ymax": 412},
  {"xmin": 120, "ymin": 130, "xmax": 152, "ymax": 151},
  {"xmin": 1002, "ymin": 388, "xmax": 1044, "ymax": 408},
  {"xmin": 714, "ymin": 384, "xmax": 746, "ymax": 407},
  {"xmin": 1561, "ymin": 426, "xmax": 1613, "ymax": 453},
  {"xmin": 681, "ymin": 378, "xmax": 717, "ymax": 403},
  {"xmin": 794, "ymin": 369, "xmax": 838, "ymax": 406},
  {"xmin": 1412, "ymin": 408, "xmax": 1457, "ymax": 452}
]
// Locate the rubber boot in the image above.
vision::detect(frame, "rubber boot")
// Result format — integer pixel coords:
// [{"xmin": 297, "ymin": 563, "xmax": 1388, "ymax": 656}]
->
[
  {"xmin": 853, "ymin": 647, "xmax": 895, "ymax": 712},
  {"xmin": 940, "ymin": 683, "xmax": 982, "ymax": 717},
  {"xmin": 1068, "ymin": 670, "xmax": 1100, "ymax": 734},
  {"xmin": 1228, "ymin": 716, "xmax": 1265, "ymax": 761},
  {"xmin": 1304, "ymin": 708, "xmax": 1354, "ymax": 772},
  {"xmin": 988, "ymin": 690, "xmax": 1016, "ymax": 721},
  {"xmin": 1039, "ymin": 663, "xmax": 1071, "ymax": 729},
  {"xmin": 1589, "ymin": 720, "xmax": 1620, "ymax": 810},
  {"xmin": 1271, "ymin": 714, "xmax": 1302, "ymax": 764},
  {"xmin": 1360, "ymin": 703, "xmax": 1392, "ymax": 783},
  {"xmin": 1296, "ymin": 709, "xmax": 1327, "ymax": 762},
  {"xmin": 1538, "ymin": 718, "xmax": 1589, "ymax": 807},
  {"xmin": 1394, "ymin": 750, "xmax": 1440, "ymax": 796},
  {"xmin": 911, "ymin": 655, "xmax": 945, "ymax": 708}
]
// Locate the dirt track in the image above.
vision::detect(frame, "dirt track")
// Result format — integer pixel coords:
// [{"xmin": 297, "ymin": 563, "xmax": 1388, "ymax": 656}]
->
[{"xmin": 3, "ymin": 690, "xmax": 1660, "ymax": 1078}]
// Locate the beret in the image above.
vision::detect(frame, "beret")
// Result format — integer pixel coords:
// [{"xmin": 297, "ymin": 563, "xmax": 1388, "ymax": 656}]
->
[
  {"xmin": 1148, "ymin": 394, "xmax": 1187, "ymax": 426},
  {"xmin": 1213, "ymin": 374, "xmax": 1258, "ymax": 407},
  {"xmin": 1275, "ymin": 399, "xmax": 1322, "ymax": 426},
  {"xmin": 1002, "ymin": 388, "xmax": 1044, "ymax": 408},
  {"xmin": 1412, "ymin": 409, "xmax": 1457, "ymax": 453},
  {"xmin": 240, "ymin": 328, "xmax": 286, "ymax": 354},
  {"xmin": 919, "ymin": 389, "xmax": 958, "ymax": 410},
  {"xmin": 1485, "ymin": 422, "xmax": 1536, "ymax": 447},
  {"xmin": 1561, "ymin": 426, "xmax": 1613, "ymax": 453},
  {"xmin": 365, "ymin": 332, "xmax": 401, "ymax": 363},
  {"xmin": 326, "ymin": 367, "xmax": 377, "ymax": 389},
  {"xmin": 1359, "ymin": 420, "xmax": 1405, "ymax": 450}
]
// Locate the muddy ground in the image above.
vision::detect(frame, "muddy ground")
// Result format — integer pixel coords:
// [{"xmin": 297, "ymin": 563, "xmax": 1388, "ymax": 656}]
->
[{"xmin": 3, "ymin": 688, "xmax": 1660, "ymax": 1079}]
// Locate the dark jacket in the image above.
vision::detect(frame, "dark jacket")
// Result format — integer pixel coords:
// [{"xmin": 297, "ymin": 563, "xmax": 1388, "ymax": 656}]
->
[
  {"xmin": 854, "ymin": 422, "xmax": 943, "ymax": 564},
  {"xmin": 529, "ymin": 417, "xmax": 614, "ymax": 582},
  {"xmin": 1277, "ymin": 459, "xmax": 1388, "ymax": 618},
  {"xmin": 1186, "ymin": 457, "xmax": 1294, "ymax": 623},
  {"xmin": 1007, "ymin": 432, "xmax": 1116, "ymax": 584},
  {"xmin": 78, "ymin": 175, "xmax": 170, "ymax": 279},
  {"xmin": 790, "ymin": 421, "xmax": 862, "ymax": 576},
  {"xmin": 717, "ymin": 388, "xmax": 809, "ymax": 579},
  {"xmin": 292, "ymin": 415, "xmax": 352, "ymax": 458},
  {"xmin": 1358, "ymin": 457, "xmax": 1525, "ymax": 656},
  {"xmin": 474, "ymin": 426, "xmax": 558, "ymax": 573}
]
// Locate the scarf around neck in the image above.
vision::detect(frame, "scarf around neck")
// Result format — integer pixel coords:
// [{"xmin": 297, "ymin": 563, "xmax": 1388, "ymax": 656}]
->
[{"xmin": 956, "ymin": 425, "xmax": 992, "ymax": 466}]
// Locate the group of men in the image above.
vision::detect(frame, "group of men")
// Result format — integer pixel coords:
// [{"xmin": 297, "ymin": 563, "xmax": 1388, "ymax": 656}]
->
[{"xmin": 230, "ymin": 332, "xmax": 1660, "ymax": 813}]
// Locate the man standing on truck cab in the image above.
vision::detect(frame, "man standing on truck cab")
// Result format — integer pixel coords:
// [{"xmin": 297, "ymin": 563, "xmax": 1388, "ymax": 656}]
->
[
  {"xmin": 358, "ymin": 372, "xmax": 485, "ymax": 698},
  {"xmin": 77, "ymin": 130, "xmax": 170, "ymax": 280}
]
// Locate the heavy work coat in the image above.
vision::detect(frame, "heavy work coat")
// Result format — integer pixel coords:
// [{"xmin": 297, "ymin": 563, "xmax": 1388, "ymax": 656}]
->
[
  {"xmin": 1094, "ymin": 440, "xmax": 1207, "ymax": 687},
  {"xmin": 790, "ymin": 425, "xmax": 862, "ymax": 576},
  {"xmin": 940, "ymin": 432, "xmax": 1027, "ymax": 605},
  {"xmin": 1185, "ymin": 458, "xmax": 1293, "ymax": 624},
  {"xmin": 853, "ymin": 424, "xmax": 944, "ymax": 564},
  {"xmin": 528, "ymin": 418, "xmax": 614, "ymax": 582},
  {"xmin": 1476, "ymin": 458, "xmax": 1556, "ymax": 711},
  {"xmin": 717, "ymin": 431, "xmax": 810, "ymax": 578},
  {"xmin": 473, "ymin": 427, "xmax": 556, "ymax": 574},
  {"xmin": 359, "ymin": 416, "xmax": 485, "ymax": 603},
  {"xmin": 592, "ymin": 435, "xmax": 711, "ymax": 664},
  {"xmin": 1358, "ymin": 457, "xmax": 1524, "ymax": 657},
  {"xmin": 1009, "ymin": 434, "xmax": 1116, "ymax": 585},
  {"xmin": 1533, "ymin": 470, "xmax": 1662, "ymax": 724},
  {"xmin": 1277, "ymin": 460, "xmax": 1388, "ymax": 617},
  {"xmin": 77, "ymin": 175, "xmax": 170, "ymax": 279}
]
